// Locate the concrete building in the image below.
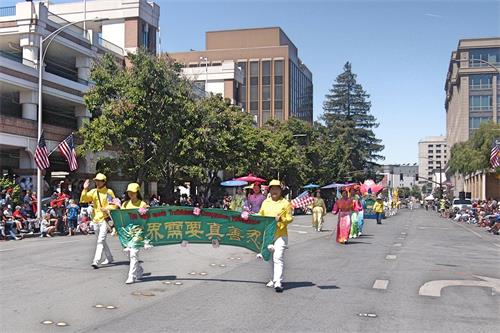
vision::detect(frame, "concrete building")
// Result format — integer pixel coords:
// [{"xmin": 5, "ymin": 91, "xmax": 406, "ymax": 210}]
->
[
  {"xmin": 445, "ymin": 38, "xmax": 500, "ymax": 148},
  {"xmin": 0, "ymin": 0, "xmax": 159, "ymax": 195},
  {"xmin": 418, "ymin": 136, "xmax": 448, "ymax": 186},
  {"xmin": 169, "ymin": 27, "xmax": 313, "ymax": 126},
  {"xmin": 379, "ymin": 164, "xmax": 418, "ymax": 189},
  {"xmin": 180, "ymin": 59, "xmax": 243, "ymax": 105},
  {"xmin": 444, "ymin": 38, "xmax": 499, "ymax": 198}
]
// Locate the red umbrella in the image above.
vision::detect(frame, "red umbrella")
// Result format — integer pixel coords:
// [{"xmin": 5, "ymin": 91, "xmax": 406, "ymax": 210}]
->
[{"xmin": 235, "ymin": 173, "xmax": 266, "ymax": 183}]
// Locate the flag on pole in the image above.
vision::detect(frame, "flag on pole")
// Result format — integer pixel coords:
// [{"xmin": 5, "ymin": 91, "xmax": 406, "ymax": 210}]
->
[
  {"xmin": 58, "ymin": 134, "xmax": 78, "ymax": 171},
  {"xmin": 34, "ymin": 132, "xmax": 50, "ymax": 170},
  {"xmin": 490, "ymin": 138, "xmax": 500, "ymax": 169},
  {"xmin": 291, "ymin": 191, "xmax": 315, "ymax": 209}
]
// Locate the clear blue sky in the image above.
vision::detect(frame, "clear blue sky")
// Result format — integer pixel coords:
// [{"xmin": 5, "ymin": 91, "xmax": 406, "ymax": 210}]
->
[{"xmin": 9, "ymin": 0, "xmax": 499, "ymax": 164}]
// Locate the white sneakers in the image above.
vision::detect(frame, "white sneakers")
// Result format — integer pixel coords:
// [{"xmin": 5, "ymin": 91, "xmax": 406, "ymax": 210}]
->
[
  {"xmin": 125, "ymin": 277, "xmax": 135, "ymax": 284},
  {"xmin": 266, "ymin": 280, "xmax": 284, "ymax": 292},
  {"xmin": 101, "ymin": 258, "xmax": 114, "ymax": 265},
  {"xmin": 266, "ymin": 280, "xmax": 274, "ymax": 288}
]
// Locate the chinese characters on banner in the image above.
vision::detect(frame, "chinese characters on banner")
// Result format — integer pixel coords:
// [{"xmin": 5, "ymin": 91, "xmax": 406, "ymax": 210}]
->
[{"xmin": 110, "ymin": 206, "xmax": 277, "ymax": 261}]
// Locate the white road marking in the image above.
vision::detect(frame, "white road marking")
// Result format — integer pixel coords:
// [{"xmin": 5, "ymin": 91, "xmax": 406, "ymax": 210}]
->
[
  {"xmin": 419, "ymin": 275, "xmax": 500, "ymax": 297},
  {"xmin": 397, "ymin": 237, "xmax": 405, "ymax": 240},
  {"xmin": 385, "ymin": 255, "xmax": 397, "ymax": 260},
  {"xmin": 449, "ymin": 220, "xmax": 483, "ymax": 239},
  {"xmin": 393, "ymin": 243, "xmax": 402, "ymax": 247},
  {"xmin": 0, "ymin": 249, "xmax": 14, "ymax": 252},
  {"xmin": 401, "ymin": 232, "xmax": 407, "ymax": 235},
  {"xmin": 372, "ymin": 279, "xmax": 389, "ymax": 290},
  {"xmin": 288, "ymin": 229, "xmax": 308, "ymax": 234},
  {"xmin": 55, "ymin": 240, "xmax": 81, "ymax": 244}
]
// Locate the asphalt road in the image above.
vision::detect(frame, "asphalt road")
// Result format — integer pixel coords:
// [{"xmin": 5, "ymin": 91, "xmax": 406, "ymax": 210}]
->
[{"xmin": 1, "ymin": 209, "xmax": 499, "ymax": 333}]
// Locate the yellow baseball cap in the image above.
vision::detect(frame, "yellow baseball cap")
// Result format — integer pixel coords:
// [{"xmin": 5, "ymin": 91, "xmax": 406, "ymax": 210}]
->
[
  {"xmin": 268, "ymin": 179, "xmax": 281, "ymax": 188},
  {"xmin": 93, "ymin": 173, "xmax": 107, "ymax": 181},
  {"xmin": 126, "ymin": 183, "xmax": 141, "ymax": 193}
]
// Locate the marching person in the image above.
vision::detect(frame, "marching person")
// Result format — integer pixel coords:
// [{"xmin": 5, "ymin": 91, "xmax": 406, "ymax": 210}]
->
[
  {"xmin": 332, "ymin": 189, "xmax": 353, "ymax": 244},
  {"xmin": 312, "ymin": 190, "xmax": 327, "ymax": 231},
  {"xmin": 373, "ymin": 195, "xmax": 384, "ymax": 225},
  {"xmin": 80, "ymin": 173, "xmax": 116, "ymax": 269},
  {"xmin": 258, "ymin": 180, "xmax": 293, "ymax": 293},
  {"xmin": 120, "ymin": 183, "xmax": 150, "ymax": 284}
]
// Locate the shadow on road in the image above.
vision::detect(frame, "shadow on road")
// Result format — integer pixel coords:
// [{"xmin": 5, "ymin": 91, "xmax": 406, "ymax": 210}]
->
[
  {"xmin": 316, "ymin": 285, "xmax": 340, "ymax": 290},
  {"xmin": 138, "ymin": 275, "xmax": 177, "ymax": 282},
  {"xmin": 346, "ymin": 240, "xmax": 372, "ymax": 245},
  {"xmin": 284, "ymin": 281, "xmax": 316, "ymax": 290}
]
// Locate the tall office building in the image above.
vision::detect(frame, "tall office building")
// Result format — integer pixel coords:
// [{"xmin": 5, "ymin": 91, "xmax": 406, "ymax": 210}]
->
[
  {"xmin": 0, "ymin": 0, "xmax": 159, "ymax": 195},
  {"xmin": 417, "ymin": 136, "xmax": 448, "ymax": 185},
  {"xmin": 169, "ymin": 27, "xmax": 313, "ymax": 126},
  {"xmin": 445, "ymin": 38, "xmax": 500, "ymax": 148}
]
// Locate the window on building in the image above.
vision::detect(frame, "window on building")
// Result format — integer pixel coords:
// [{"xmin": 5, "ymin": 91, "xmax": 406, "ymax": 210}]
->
[
  {"xmin": 469, "ymin": 48, "xmax": 500, "ymax": 67},
  {"xmin": 249, "ymin": 61, "xmax": 259, "ymax": 124},
  {"xmin": 429, "ymin": 144, "xmax": 433, "ymax": 147},
  {"xmin": 436, "ymin": 144, "xmax": 441, "ymax": 147},
  {"xmin": 141, "ymin": 22, "xmax": 149, "ymax": 48},
  {"xmin": 469, "ymin": 116, "xmax": 492, "ymax": 134},
  {"xmin": 470, "ymin": 74, "xmax": 492, "ymax": 90},
  {"xmin": 469, "ymin": 95, "xmax": 492, "ymax": 112},
  {"xmin": 261, "ymin": 61, "xmax": 271, "ymax": 124},
  {"xmin": 238, "ymin": 61, "xmax": 247, "ymax": 111},
  {"xmin": 436, "ymin": 150, "xmax": 441, "ymax": 153},
  {"xmin": 274, "ymin": 60, "xmax": 283, "ymax": 121}
]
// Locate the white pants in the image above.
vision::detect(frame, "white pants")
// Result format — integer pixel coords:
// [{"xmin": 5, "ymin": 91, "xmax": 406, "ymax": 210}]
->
[
  {"xmin": 128, "ymin": 248, "xmax": 143, "ymax": 280},
  {"xmin": 270, "ymin": 236, "xmax": 287, "ymax": 286},
  {"xmin": 92, "ymin": 221, "xmax": 113, "ymax": 264}
]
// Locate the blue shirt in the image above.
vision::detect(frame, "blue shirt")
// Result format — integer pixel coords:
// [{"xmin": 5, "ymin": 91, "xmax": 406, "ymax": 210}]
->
[{"xmin": 66, "ymin": 204, "xmax": 80, "ymax": 220}]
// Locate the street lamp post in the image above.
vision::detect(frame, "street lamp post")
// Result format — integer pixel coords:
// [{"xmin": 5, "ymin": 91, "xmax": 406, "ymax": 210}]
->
[{"xmin": 36, "ymin": 17, "xmax": 106, "ymax": 219}]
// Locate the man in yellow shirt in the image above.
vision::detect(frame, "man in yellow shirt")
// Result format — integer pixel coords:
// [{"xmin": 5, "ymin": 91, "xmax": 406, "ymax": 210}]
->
[
  {"xmin": 80, "ymin": 173, "xmax": 116, "ymax": 269},
  {"xmin": 258, "ymin": 179, "xmax": 293, "ymax": 293},
  {"xmin": 373, "ymin": 194, "xmax": 384, "ymax": 225}
]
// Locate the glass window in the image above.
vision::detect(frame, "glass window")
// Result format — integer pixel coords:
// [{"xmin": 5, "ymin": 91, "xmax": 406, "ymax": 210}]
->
[
  {"xmin": 261, "ymin": 61, "xmax": 271, "ymax": 113},
  {"xmin": 238, "ymin": 61, "xmax": 247, "ymax": 111},
  {"xmin": 469, "ymin": 48, "xmax": 500, "ymax": 67},
  {"xmin": 274, "ymin": 60, "xmax": 283, "ymax": 120},
  {"xmin": 470, "ymin": 74, "xmax": 492, "ymax": 89},
  {"xmin": 469, "ymin": 95, "xmax": 492, "ymax": 111}
]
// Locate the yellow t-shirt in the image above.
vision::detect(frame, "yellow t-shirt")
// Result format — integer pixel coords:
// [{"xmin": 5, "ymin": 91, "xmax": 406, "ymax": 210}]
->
[
  {"xmin": 80, "ymin": 187, "xmax": 116, "ymax": 223},
  {"xmin": 258, "ymin": 197, "xmax": 293, "ymax": 239},
  {"xmin": 373, "ymin": 201, "xmax": 384, "ymax": 213},
  {"xmin": 122, "ymin": 200, "xmax": 148, "ymax": 209}
]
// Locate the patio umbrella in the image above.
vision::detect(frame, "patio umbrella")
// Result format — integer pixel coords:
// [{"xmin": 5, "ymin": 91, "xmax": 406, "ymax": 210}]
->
[
  {"xmin": 303, "ymin": 183, "xmax": 320, "ymax": 189},
  {"xmin": 235, "ymin": 173, "xmax": 266, "ymax": 183},
  {"xmin": 321, "ymin": 182, "xmax": 356, "ymax": 189},
  {"xmin": 220, "ymin": 180, "xmax": 248, "ymax": 187}
]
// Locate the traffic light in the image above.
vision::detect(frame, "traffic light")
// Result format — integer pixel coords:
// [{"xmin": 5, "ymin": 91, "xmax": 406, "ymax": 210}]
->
[
  {"xmin": 415, "ymin": 174, "xmax": 419, "ymax": 181},
  {"xmin": 400, "ymin": 173, "xmax": 404, "ymax": 181}
]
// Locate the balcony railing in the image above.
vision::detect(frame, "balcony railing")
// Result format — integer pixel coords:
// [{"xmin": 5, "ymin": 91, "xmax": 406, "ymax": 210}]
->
[
  {"xmin": 98, "ymin": 36, "xmax": 124, "ymax": 56},
  {"xmin": 0, "ymin": 6, "xmax": 15, "ymax": 17},
  {"xmin": 48, "ymin": 11, "xmax": 89, "ymax": 40},
  {"xmin": 0, "ymin": 50, "xmax": 37, "ymax": 67},
  {"xmin": 469, "ymin": 60, "xmax": 500, "ymax": 68}
]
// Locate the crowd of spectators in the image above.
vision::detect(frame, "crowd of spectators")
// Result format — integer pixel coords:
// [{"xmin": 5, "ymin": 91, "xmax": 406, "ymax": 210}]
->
[{"xmin": 447, "ymin": 199, "xmax": 499, "ymax": 235}]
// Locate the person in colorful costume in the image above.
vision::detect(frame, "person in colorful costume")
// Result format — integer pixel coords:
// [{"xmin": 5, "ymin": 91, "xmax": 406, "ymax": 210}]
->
[
  {"xmin": 332, "ymin": 189, "xmax": 353, "ymax": 244},
  {"xmin": 312, "ymin": 190, "xmax": 327, "ymax": 232}
]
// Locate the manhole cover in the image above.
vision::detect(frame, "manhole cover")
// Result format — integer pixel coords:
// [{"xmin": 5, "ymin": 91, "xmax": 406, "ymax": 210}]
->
[{"xmin": 41, "ymin": 320, "xmax": 54, "ymax": 325}]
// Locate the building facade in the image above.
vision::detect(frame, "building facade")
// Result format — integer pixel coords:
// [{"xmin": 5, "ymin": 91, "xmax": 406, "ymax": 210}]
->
[
  {"xmin": 180, "ymin": 60, "xmax": 243, "ymax": 105},
  {"xmin": 169, "ymin": 27, "xmax": 313, "ymax": 126},
  {"xmin": 0, "ymin": 0, "xmax": 159, "ymax": 195},
  {"xmin": 418, "ymin": 136, "xmax": 448, "ymax": 186},
  {"xmin": 445, "ymin": 38, "xmax": 500, "ymax": 148},
  {"xmin": 380, "ymin": 164, "xmax": 418, "ymax": 189}
]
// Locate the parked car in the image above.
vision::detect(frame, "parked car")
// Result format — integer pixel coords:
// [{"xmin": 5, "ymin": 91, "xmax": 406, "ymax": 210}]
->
[{"xmin": 452, "ymin": 198, "xmax": 472, "ymax": 210}]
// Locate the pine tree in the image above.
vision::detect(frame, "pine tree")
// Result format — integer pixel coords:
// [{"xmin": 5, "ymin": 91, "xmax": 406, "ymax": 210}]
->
[{"xmin": 321, "ymin": 62, "xmax": 384, "ymax": 181}]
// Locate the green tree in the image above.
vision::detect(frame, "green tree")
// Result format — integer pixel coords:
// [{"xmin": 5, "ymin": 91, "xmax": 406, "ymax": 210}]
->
[
  {"xmin": 177, "ymin": 95, "xmax": 255, "ymax": 199},
  {"xmin": 449, "ymin": 122, "xmax": 500, "ymax": 174},
  {"xmin": 80, "ymin": 50, "xmax": 195, "ymax": 199},
  {"xmin": 321, "ymin": 62, "xmax": 384, "ymax": 181}
]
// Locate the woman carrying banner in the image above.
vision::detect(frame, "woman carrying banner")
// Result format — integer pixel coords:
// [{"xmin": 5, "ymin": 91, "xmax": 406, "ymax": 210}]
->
[
  {"xmin": 80, "ymin": 173, "xmax": 116, "ymax": 269},
  {"xmin": 312, "ymin": 190, "xmax": 327, "ymax": 231},
  {"xmin": 332, "ymin": 189, "xmax": 353, "ymax": 244},
  {"xmin": 120, "ymin": 183, "xmax": 150, "ymax": 284},
  {"xmin": 258, "ymin": 179, "xmax": 293, "ymax": 293}
]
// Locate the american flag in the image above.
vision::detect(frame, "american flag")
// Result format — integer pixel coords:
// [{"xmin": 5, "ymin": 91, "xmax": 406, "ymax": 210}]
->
[
  {"xmin": 58, "ymin": 134, "xmax": 78, "ymax": 171},
  {"xmin": 291, "ymin": 191, "xmax": 315, "ymax": 209},
  {"xmin": 34, "ymin": 132, "xmax": 50, "ymax": 170},
  {"xmin": 491, "ymin": 138, "xmax": 500, "ymax": 169}
]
